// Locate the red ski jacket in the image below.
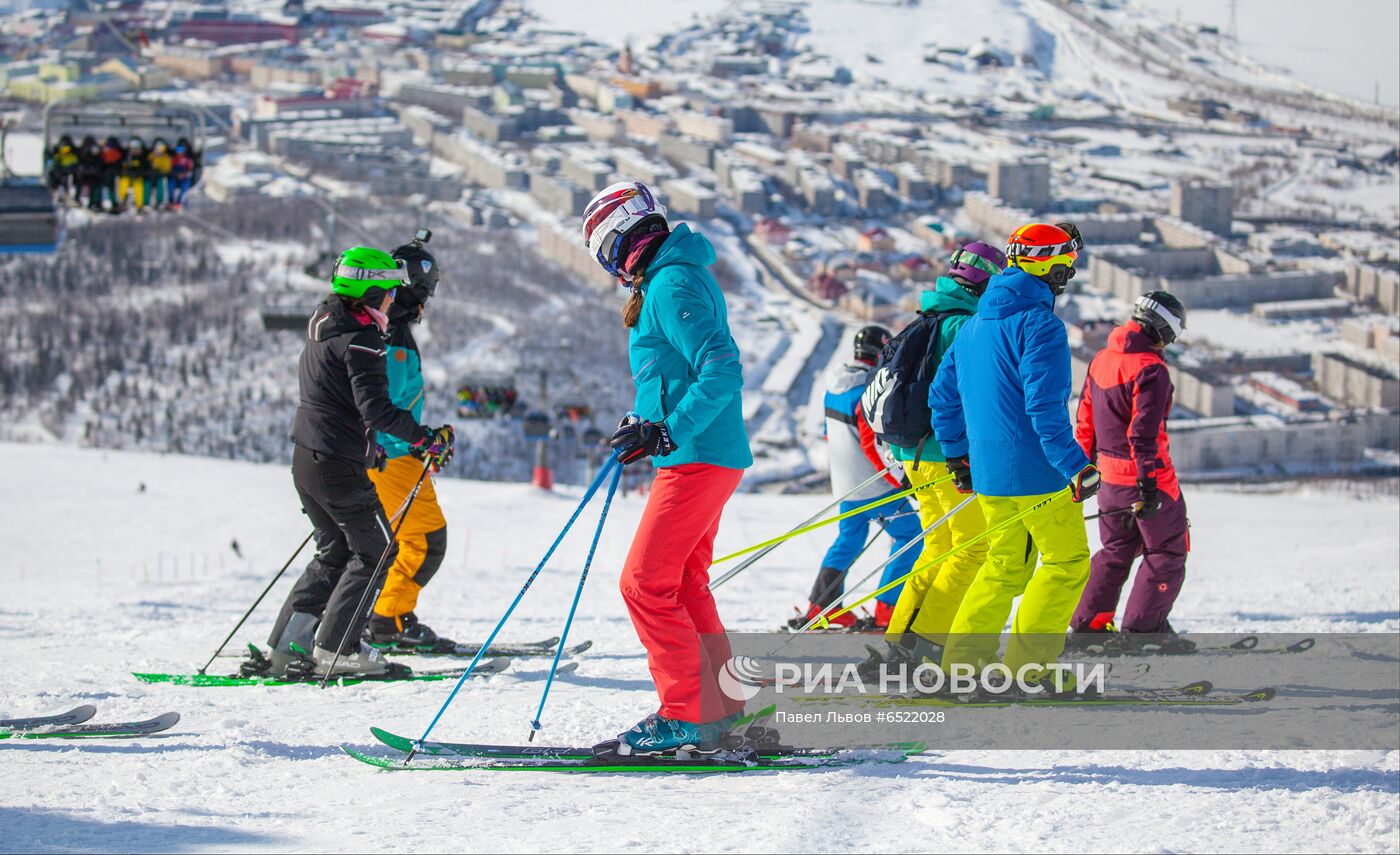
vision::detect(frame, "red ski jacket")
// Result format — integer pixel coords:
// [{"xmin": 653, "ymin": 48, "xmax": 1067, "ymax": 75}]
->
[{"xmin": 1075, "ymin": 321, "xmax": 1180, "ymax": 499}]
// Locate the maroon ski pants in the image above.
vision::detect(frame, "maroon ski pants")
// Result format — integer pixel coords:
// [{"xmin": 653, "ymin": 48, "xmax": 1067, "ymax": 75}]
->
[{"xmin": 1072, "ymin": 482, "xmax": 1189, "ymax": 633}]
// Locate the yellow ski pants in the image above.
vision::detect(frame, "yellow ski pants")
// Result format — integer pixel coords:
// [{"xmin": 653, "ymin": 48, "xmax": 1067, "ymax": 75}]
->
[
  {"xmin": 117, "ymin": 175, "xmax": 144, "ymax": 209},
  {"xmin": 942, "ymin": 490, "xmax": 1089, "ymax": 674},
  {"xmin": 883, "ymin": 462, "xmax": 990, "ymax": 646},
  {"xmin": 367, "ymin": 456, "xmax": 448, "ymax": 619}
]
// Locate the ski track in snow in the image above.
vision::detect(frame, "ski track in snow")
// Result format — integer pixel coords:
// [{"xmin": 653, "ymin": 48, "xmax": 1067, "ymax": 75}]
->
[{"xmin": 2, "ymin": 443, "xmax": 1397, "ymax": 853}]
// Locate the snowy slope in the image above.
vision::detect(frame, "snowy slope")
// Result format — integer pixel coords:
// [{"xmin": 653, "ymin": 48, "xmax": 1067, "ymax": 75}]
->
[{"xmin": 2, "ymin": 444, "xmax": 1397, "ymax": 852}]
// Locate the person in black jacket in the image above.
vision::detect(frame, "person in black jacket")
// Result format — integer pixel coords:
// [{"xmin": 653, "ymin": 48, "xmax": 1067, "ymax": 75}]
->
[
  {"xmin": 260, "ymin": 246, "xmax": 455, "ymax": 679},
  {"xmin": 76, "ymin": 136, "xmax": 103, "ymax": 211}
]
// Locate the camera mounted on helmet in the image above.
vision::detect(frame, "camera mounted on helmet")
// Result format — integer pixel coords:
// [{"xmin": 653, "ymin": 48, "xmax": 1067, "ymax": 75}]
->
[{"xmin": 389, "ymin": 228, "xmax": 440, "ymax": 319}]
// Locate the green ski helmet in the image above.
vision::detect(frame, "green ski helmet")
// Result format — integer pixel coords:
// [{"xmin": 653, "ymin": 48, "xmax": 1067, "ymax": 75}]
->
[{"xmin": 330, "ymin": 246, "xmax": 408, "ymax": 299}]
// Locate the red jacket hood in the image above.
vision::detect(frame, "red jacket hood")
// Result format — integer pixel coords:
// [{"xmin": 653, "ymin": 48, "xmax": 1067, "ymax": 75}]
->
[{"xmin": 1108, "ymin": 320, "xmax": 1160, "ymax": 355}]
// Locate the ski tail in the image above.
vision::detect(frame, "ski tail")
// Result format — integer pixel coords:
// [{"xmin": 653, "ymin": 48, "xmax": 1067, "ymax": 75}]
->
[
  {"xmin": 0, "ymin": 704, "xmax": 99, "ymax": 731},
  {"xmin": 0, "ymin": 712, "xmax": 179, "ymax": 740}
]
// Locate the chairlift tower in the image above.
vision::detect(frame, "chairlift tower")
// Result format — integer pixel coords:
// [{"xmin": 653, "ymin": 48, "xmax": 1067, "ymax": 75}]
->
[{"xmin": 1226, "ymin": 0, "xmax": 1239, "ymax": 42}]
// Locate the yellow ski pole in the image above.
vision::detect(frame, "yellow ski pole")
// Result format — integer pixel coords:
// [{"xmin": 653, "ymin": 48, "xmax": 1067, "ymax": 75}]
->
[
  {"xmin": 809, "ymin": 488, "xmax": 1069, "ymax": 630},
  {"xmin": 709, "ymin": 473, "xmax": 953, "ymax": 583},
  {"xmin": 789, "ymin": 492, "xmax": 980, "ymax": 636},
  {"xmin": 707, "ymin": 465, "xmax": 894, "ymax": 591}
]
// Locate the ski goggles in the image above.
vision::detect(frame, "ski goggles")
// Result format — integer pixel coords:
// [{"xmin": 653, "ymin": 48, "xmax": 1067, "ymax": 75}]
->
[
  {"xmin": 950, "ymin": 247, "xmax": 1002, "ymax": 277},
  {"xmin": 1007, "ymin": 230, "xmax": 1084, "ymax": 261},
  {"xmin": 331, "ymin": 257, "xmax": 412, "ymax": 288},
  {"xmin": 581, "ymin": 182, "xmax": 658, "ymax": 248}
]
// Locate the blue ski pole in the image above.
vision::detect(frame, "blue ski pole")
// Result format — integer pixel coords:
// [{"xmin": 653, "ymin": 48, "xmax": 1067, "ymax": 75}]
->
[
  {"xmin": 528, "ymin": 461, "xmax": 622, "ymax": 740},
  {"xmin": 405, "ymin": 453, "xmax": 620, "ymax": 764}
]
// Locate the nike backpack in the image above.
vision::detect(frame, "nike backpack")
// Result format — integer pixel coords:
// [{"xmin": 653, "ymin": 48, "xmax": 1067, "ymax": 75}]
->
[{"xmin": 859, "ymin": 309, "xmax": 970, "ymax": 455}]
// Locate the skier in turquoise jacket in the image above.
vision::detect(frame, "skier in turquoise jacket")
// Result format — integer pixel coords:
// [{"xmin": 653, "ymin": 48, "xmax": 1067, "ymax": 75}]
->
[{"xmin": 583, "ymin": 181, "xmax": 751, "ymax": 754}]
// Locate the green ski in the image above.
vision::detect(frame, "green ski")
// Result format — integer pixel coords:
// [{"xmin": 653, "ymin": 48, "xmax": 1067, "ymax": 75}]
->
[{"xmin": 340, "ymin": 743, "xmax": 917, "ymax": 773}]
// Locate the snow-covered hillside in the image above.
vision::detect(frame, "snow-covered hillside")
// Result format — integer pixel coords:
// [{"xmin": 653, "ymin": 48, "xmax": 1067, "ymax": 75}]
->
[{"xmin": 3, "ymin": 444, "xmax": 1396, "ymax": 852}]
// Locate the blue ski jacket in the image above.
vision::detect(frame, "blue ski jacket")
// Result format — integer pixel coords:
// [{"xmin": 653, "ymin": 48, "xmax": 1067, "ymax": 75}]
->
[
  {"xmin": 629, "ymin": 223, "xmax": 752, "ymax": 471},
  {"xmin": 929, "ymin": 268, "xmax": 1089, "ymax": 497}
]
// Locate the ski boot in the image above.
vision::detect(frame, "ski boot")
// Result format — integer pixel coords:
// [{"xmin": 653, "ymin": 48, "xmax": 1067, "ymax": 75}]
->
[
  {"xmin": 873, "ymin": 601, "xmax": 895, "ymax": 631},
  {"xmin": 611, "ymin": 713, "xmax": 708, "ymax": 756},
  {"xmin": 1064, "ymin": 627, "xmax": 1117, "ymax": 656},
  {"xmin": 1119, "ymin": 622, "xmax": 1197, "ymax": 656},
  {"xmin": 787, "ymin": 602, "xmax": 855, "ymax": 631},
  {"xmin": 367, "ymin": 612, "xmax": 456, "ymax": 653},
  {"xmin": 1019, "ymin": 665, "xmax": 1095, "ymax": 700},
  {"xmin": 859, "ymin": 637, "xmax": 944, "ymax": 686},
  {"xmin": 311, "ymin": 640, "xmax": 396, "ymax": 678},
  {"xmin": 857, "ymin": 641, "xmax": 914, "ymax": 684}
]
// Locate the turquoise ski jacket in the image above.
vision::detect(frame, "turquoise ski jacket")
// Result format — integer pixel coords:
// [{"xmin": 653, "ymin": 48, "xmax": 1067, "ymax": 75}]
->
[{"xmin": 629, "ymin": 223, "xmax": 752, "ymax": 470}]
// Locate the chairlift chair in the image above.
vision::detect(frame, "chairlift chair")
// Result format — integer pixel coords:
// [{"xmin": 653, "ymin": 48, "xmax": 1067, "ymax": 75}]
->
[
  {"xmin": 0, "ymin": 121, "xmax": 61, "ymax": 254},
  {"xmin": 43, "ymin": 100, "xmax": 206, "ymax": 156},
  {"xmin": 0, "ymin": 180, "xmax": 62, "ymax": 254}
]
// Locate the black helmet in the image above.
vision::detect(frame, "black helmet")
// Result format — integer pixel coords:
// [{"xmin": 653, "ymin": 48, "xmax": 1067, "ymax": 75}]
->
[
  {"xmin": 854, "ymin": 325, "xmax": 892, "ymax": 362},
  {"xmin": 390, "ymin": 238, "xmax": 440, "ymax": 308},
  {"xmin": 1132, "ymin": 290, "xmax": 1186, "ymax": 345}
]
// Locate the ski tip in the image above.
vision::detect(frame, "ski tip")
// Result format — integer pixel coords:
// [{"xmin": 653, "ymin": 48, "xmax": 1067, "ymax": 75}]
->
[
  {"xmin": 1286, "ymin": 638, "xmax": 1316, "ymax": 653},
  {"xmin": 1230, "ymin": 636, "xmax": 1260, "ymax": 650},
  {"xmin": 1178, "ymin": 680, "xmax": 1213, "ymax": 696},
  {"xmin": 1243, "ymin": 687, "xmax": 1277, "ymax": 702},
  {"xmin": 71, "ymin": 704, "xmax": 99, "ymax": 723},
  {"xmin": 752, "ymin": 702, "xmax": 778, "ymax": 719},
  {"xmin": 149, "ymin": 711, "xmax": 181, "ymax": 733},
  {"xmin": 569, "ymin": 640, "xmax": 594, "ymax": 655}
]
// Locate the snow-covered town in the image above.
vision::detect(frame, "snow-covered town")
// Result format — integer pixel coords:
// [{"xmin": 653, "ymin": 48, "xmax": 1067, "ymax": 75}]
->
[
  {"xmin": 0, "ymin": 1, "xmax": 1396, "ymax": 853},
  {"xmin": 3, "ymin": 0, "xmax": 1398, "ymax": 485}
]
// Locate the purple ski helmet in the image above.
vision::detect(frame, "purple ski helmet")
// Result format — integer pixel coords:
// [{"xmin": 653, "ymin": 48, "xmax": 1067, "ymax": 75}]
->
[{"xmin": 947, "ymin": 241, "xmax": 1007, "ymax": 295}]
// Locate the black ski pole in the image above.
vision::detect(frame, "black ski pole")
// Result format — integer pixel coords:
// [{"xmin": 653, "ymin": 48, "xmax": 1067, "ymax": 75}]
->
[
  {"xmin": 197, "ymin": 531, "xmax": 314, "ymax": 675},
  {"xmin": 320, "ymin": 457, "xmax": 434, "ymax": 687},
  {"xmin": 196, "ymin": 483, "xmax": 422, "ymax": 674},
  {"xmin": 1085, "ymin": 507, "xmax": 1136, "ymax": 522}
]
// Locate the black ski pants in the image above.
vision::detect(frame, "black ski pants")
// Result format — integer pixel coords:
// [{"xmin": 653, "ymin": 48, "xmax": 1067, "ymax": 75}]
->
[{"xmin": 269, "ymin": 445, "xmax": 397, "ymax": 654}]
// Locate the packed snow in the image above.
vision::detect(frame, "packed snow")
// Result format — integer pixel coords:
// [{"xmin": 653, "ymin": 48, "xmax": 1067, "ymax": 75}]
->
[{"xmin": 2, "ymin": 443, "xmax": 1396, "ymax": 852}]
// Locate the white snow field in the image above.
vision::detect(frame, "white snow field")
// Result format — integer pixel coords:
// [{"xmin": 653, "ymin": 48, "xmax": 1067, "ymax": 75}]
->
[{"xmin": 2, "ymin": 443, "xmax": 1397, "ymax": 853}]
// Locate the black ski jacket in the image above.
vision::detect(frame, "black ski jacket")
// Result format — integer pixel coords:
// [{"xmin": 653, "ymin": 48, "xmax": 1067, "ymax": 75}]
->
[{"xmin": 291, "ymin": 296, "xmax": 428, "ymax": 466}]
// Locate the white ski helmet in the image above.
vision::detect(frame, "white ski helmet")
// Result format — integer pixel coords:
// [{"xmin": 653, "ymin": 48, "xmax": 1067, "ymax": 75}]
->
[{"xmin": 581, "ymin": 180, "xmax": 667, "ymax": 277}]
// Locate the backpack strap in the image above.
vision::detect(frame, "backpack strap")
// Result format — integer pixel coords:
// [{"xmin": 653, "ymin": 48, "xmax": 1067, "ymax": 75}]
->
[
  {"xmin": 913, "ymin": 308, "xmax": 974, "ymax": 450},
  {"xmin": 911, "ymin": 434, "xmax": 929, "ymax": 468},
  {"xmin": 914, "ymin": 309, "xmax": 968, "ymax": 382}
]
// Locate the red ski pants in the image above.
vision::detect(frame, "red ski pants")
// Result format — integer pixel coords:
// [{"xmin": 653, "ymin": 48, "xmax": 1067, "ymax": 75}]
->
[{"xmin": 620, "ymin": 463, "xmax": 745, "ymax": 724}]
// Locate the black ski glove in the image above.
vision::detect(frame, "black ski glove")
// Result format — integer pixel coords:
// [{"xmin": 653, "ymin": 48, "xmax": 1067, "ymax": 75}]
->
[
  {"xmin": 1134, "ymin": 478, "xmax": 1162, "ymax": 519},
  {"xmin": 610, "ymin": 415, "xmax": 677, "ymax": 465},
  {"xmin": 946, "ymin": 456, "xmax": 973, "ymax": 494}
]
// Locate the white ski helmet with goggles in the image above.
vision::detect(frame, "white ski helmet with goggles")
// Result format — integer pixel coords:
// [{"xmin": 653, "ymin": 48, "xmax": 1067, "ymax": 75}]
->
[{"xmin": 581, "ymin": 180, "xmax": 667, "ymax": 277}]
